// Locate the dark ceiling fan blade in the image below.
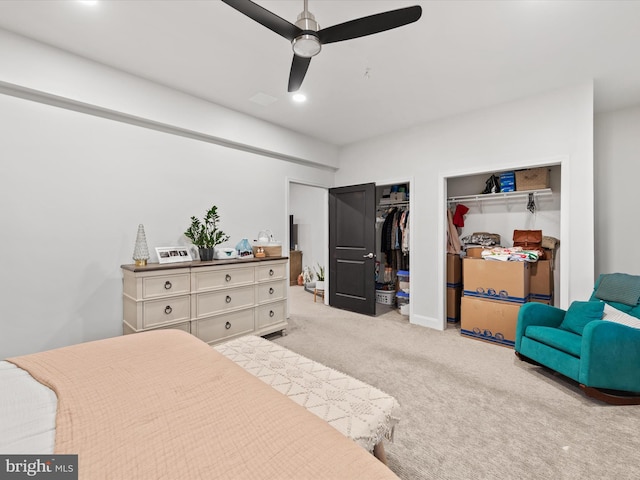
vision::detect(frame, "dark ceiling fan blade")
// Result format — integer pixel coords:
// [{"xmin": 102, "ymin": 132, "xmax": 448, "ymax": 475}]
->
[
  {"xmin": 317, "ymin": 5, "xmax": 422, "ymax": 45},
  {"xmin": 288, "ymin": 55, "xmax": 312, "ymax": 92},
  {"xmin": 222, "ymin": 0, "xmax": 302, "ymax": 41}
]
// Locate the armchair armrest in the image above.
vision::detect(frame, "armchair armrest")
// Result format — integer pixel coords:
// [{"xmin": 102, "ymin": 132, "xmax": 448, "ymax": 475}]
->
[
  {"xmin": 579, "ymin": 320, "xmax": 640, "ymax": 391},
  {"xmin": 515, "ymin": 302, "xmax": 566, "ymax": 352}
]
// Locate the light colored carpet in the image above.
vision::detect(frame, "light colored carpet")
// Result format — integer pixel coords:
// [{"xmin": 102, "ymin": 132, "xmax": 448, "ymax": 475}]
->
[{"xmin": 273, "ymin": 286, "xmax": 640, "ymax": 480}]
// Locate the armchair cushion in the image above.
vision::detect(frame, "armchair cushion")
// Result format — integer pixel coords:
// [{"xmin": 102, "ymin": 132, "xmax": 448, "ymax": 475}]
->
[
  {"xmin": 602, "ymin": 304, "xmax": 640, "ymax": 329},
  {"xmin": 525, "ymin": 326, "xmax": 582, "ymax": 357},
  {"xmin": 559, "ymin": 301, "xmax": 604, "ymax": 335},
  {"xmin": 595, "ymin": 273, "xmax": 640, "ymax": 306}
]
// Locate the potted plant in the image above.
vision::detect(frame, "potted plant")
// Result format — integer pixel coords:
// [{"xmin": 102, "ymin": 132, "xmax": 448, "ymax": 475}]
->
[
  {"xmin": 302, "ymin": 265, "xmax": 315, "ymax": 287},
  {"xmin": 184, "ymin": 205, "xmax": 230, "ymax": 261},
  {"xmin": 314, "ymin": 263, "xmax": 325, "ymax": 291}
]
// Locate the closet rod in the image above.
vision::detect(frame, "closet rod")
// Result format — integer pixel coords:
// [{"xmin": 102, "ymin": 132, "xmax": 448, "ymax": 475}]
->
[{"xmin": 447, "ymin": 188, "xmax": 552, "ymax": 204}]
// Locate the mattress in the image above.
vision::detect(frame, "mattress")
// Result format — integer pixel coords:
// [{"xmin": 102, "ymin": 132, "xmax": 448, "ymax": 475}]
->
[{"xmin": 0, "ymin": 360, "xmax": 56, "ymax": 453}]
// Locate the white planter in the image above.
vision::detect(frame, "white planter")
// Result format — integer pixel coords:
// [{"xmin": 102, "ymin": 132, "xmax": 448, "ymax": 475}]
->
[{"xmin": 315, "ymin": 280, "xmax": 325, "ymax": 291}]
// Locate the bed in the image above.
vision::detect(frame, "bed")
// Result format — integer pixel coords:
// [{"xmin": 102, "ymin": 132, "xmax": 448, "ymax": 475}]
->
[{"xmin": 0, "ymin": 330, "xmax": 400, "ymax": 479}]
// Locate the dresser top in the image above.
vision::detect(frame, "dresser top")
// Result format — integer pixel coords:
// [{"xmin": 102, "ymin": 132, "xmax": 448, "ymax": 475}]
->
[{"xmin": 121, "ymin": 256, "xmax": 288, "ymax": 272}]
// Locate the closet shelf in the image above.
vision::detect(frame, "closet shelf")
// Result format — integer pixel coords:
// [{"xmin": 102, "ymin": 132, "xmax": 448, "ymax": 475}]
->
[
  {"xmin": 447, "ymin": 188, "xmax": 552, "ymax": 204},
  {"xmin": 378, "ymin": 201, "xmax": 410, "ymax": 208}
]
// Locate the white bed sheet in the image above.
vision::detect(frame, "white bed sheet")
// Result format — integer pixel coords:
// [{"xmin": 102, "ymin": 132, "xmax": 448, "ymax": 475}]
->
[{"xmin": 0, "ymin": 360, "xmax": 56, "ymax": 453}]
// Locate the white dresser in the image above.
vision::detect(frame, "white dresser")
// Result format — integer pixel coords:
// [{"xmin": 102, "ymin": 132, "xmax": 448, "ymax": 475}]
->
[{"xmin": 122, "ymin": 257, "xmax": 288, "ymax": 345}]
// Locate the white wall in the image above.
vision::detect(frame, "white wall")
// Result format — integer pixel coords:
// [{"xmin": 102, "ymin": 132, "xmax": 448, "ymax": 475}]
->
[
  {"xmin": 594, "ymin": 105, "xmax": 640, "ymax": 276},
  {"xmin": 289, "ymin": 183, "xmax": 327, "ymax": 278},
  {"xmin": 0, "ymin": 30, "xmax": 336, "ymax": 358},
  {"xmin": 336, "ymin": 83, "xmax": 594, "ymax": 329},
  {"xmin": 0, "ymin": 29, "xmax": 338, "ymax": 169}
]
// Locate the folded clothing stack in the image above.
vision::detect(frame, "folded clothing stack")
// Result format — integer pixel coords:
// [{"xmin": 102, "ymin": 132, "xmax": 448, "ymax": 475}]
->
[{"xmin": 481, "ymin": 246, "xmax": 541, "ymax": 262}]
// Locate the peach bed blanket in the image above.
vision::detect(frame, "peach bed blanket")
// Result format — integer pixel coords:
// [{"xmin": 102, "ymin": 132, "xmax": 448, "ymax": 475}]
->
[{"xmin": 8, "ymin": 330, "xmax": 398, "ymax": 480}]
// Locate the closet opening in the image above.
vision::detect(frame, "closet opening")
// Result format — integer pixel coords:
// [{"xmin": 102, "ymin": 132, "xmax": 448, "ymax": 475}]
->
[
  {"xmin": 445, "ymin": 165, "xmax": 562, "ymax": 343},
  {"xmin": 375, "ymin": 182, "xmax": 411, "ymax": 317}
]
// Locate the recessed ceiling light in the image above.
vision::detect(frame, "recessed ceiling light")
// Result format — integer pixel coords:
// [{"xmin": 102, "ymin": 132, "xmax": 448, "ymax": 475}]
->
[
  {"xmin": 78, "ymin": 0, "xmax": 98, "ymax": 5},
  {"xmin": 292, "ymin": 93, "xmax": 307, "ymax": 103}
]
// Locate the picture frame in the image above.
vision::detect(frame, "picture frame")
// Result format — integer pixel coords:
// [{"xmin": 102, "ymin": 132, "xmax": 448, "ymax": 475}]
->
[{"xmin": 155, "ymin": 246, "xmax": 193, "ymax": 264}]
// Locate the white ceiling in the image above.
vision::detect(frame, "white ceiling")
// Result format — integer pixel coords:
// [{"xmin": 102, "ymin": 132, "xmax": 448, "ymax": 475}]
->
[{"xmin": 1, "ymin": 0, "xmax": 640, "ymax": 146}]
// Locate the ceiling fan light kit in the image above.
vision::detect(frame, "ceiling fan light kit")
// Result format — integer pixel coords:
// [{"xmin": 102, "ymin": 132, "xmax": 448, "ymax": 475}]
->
[
  {"xmin": 222, "ymin": 0, "xmax": 422, "ymax": 92},
  {"xmin": 292, "ymin": 34, "xmax": 321, "ymax": 58},
  {"xmin": 292, "ymin": 10, "xmax": 321, "ymax": 58}
]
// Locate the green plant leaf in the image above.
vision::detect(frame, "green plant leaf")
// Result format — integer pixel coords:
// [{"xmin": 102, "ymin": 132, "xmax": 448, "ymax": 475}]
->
[{"xmin": 185, "ymin": 205, "xmax": 229, "ymax": 248}]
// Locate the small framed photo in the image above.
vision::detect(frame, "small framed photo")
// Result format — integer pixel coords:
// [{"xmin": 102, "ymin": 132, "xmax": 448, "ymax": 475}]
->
[{"xmin": 156, "ymin": 246, "xmax": 193, "ymax": 264}]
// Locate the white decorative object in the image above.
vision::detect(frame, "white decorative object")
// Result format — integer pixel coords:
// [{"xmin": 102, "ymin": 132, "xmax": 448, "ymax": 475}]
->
[
  {"xmin": 155, "ymin": 246, "xmax": 193, "ymax": 264},
  {"xmin": 602, "ymin": 304, "xmax": 640, "ymax": 329},
  {"xmin": 132, "ymin": 224, "xmax": 150, "ymax": 266}
]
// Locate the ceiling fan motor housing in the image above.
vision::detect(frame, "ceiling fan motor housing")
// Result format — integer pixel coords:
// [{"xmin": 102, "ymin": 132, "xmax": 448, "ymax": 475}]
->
[{"xmin": 292, "ymin": 11, "xmax": 321, "ymax": 57}]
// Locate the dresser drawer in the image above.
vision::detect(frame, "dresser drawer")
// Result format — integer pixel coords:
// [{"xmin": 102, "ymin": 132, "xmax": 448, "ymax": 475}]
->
[
  {"xmin": 194, "ymin": 309, "xmax": 254, "ymax": 345},
  {"xmin": 155, "ymin": 321, "xmax": 191, "ymax": 333},
  {"xmin": 256, "ymin": 262, "xmax": 286, "ymax": 282},
  {"xmin": 192, "ymin": 267, "xmax": 255, "ymax": 292},
  {"xmin": 257, "ymin": 280, "xmax": 286, "ymax": 303},
  {"xmin": 143, "ymin": 273, "xmax": 190, "ymax": 299},
  {"xmin": 193, "ymin": 285, "xmax": 254, "ymax": 317},
  {"xmin": 123, "ymin": 320, "xmax": 190, "ymax": 335},
  {"xmin": 142, "ymin": 295, "xmax": 191, "ymax": 328},
  {"xmin": 256, "ymin": 301, "xmax": 285, "ymax": 329}
]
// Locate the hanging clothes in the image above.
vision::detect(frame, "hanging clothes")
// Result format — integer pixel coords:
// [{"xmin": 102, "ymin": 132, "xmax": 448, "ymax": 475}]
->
[
  {"xmin": 379, "ymin": 206, "xmax": 410, "ymax": 271},
  {"xmin": 447, "ymin": 208, "xmax": 462, "ymax": 254},
  {"xmin": 380, "ymin": 207, "xmax": 397, "ymax": 255},
  {"xmin": 400, "ymin": 210, "xmax": 410, "ymax": 254}
]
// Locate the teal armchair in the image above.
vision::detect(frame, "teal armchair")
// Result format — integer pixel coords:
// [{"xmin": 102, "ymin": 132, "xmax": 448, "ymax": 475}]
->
[{"xmin": 515, "ymin": 273, "xmax": 640, "ymax": 404}]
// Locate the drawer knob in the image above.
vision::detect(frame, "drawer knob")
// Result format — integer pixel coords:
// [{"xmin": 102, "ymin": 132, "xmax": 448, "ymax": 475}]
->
[
  {"xmin": 269, "ymin": 269, "xmax": 274, "ymax": 276},
  {"xmin": 164, "ymin": 305, "xmax": 173, "ymax": 315},
  {"xmin": 269, "ymin": 310, "xmax": 275, "ymax": 318},
  {"xmin": 269, "ymin": 287, "xmax": 274, "ymax": 295},
  {"xmin": 225, "ymin": 321, "xmax": 231, "ymax": 330},
  {"xmin": 226, "ymin": 295, "xmax": 232, "ymax": 303},
  {"xmin": 225, "ymin": 274, "xmax": 231, "ymax": 282},
  {"xmin": 164, "ymin": 281, "xmax": 172, "ymax": 290}
]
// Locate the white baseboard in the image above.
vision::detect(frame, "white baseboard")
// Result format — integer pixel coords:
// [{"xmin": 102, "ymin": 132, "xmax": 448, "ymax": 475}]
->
[{"xmin": 410, "ymin": 314, "xmax": 445, "ymax": 331}]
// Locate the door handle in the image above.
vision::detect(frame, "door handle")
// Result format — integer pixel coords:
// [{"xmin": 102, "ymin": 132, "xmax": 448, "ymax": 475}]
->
[{"xmin": 363, "ymin": 253, "xmax": 374, "ymax": 259}]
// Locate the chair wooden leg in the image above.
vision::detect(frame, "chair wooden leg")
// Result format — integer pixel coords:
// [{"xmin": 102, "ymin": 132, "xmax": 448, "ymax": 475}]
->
[
  {"xmin": 579, "ymin": 385, "xmax": 640, "ymax": 405},
  {"xmin": 515, "ymin": 351, "xmax": 542, "ymax": 366},
  {"xmin": 373, "ymin": 442, "xmax": 388, "ymax": 465},
  {"xmin": 516, "ymin": 352, "xmax": 640, "ymax": 405}
]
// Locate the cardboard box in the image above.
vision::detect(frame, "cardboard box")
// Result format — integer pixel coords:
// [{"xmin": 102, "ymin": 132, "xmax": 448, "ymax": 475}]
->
[
  {"xmin": 252, "ymin": 245, "xmax": 282, "ymax": 257},
  {"xmin": 447, "ymin": 286, "xmax": 462, "ymax": 323},
  {"xmin": 460, "ymin": 296, "xmax": 522, "ymax": 347},
  {"xmin": 515, "ymin": 167, "xmax": 550, "ymax": 191},
  {"xmin": 465, "ymin": 246, "xmax": 485, "ymax": 258},
  {"xmin": 463, "ymin": 258, "xmax": 530, "ymax": 303},
  {"xmin": 529, "ymin": 259, "xmax": 553, "ymax": 303},
  {"xmin": 529, "ymin": 294, "xmax": 554, "ymax": 306},
  {"xmin": 447, "ymin": 254, "xmax": 462, "ymax": 286}
]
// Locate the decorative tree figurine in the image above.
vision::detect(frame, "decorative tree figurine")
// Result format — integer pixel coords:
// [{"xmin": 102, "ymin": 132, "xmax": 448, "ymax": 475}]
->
[{"xmin": 133, "ymin": 224, "xmax": 150, "ymax": 266}]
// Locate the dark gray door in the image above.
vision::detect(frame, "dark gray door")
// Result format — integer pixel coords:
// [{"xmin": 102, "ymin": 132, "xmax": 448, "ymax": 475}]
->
[{"xmin": 329, "ymin": 183, "xmax": 376, "ymax": 315}]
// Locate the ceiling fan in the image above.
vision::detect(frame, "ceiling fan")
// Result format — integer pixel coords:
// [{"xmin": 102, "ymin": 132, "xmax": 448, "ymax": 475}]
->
[{"xmin": 221, "ymin": 0, "xmax": 422, "ymax": 92}]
